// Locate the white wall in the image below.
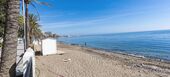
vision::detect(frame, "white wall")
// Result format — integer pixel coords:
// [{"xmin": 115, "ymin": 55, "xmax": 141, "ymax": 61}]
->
[
  {"xmin": 42, "ymin": 38, "xmax": 57, "ymax": 56},
  {"xmin": 23, "ymin": 48, "xmax": 35, "ymax": 77}
]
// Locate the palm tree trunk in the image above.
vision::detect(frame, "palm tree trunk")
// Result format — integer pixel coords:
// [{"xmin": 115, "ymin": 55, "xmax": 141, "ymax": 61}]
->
[
  {"xmin": 29, "ymin": 28, "xmax": 33, "ymax": 44},
  {"xmin": 25, "ymin": 3, "xmax": 30, "ymax": 48},
  {"xmin": 0, "ymin": 0, "xmax": 19, "ymax": 77},
  {"xmin": 29, "ymin": 34, "xmax": 33, "ymax": 44}
]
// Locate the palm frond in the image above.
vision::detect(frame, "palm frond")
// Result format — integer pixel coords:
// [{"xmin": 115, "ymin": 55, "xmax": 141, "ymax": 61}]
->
[
  {"xmin": 31, "ymin": 0, "xmax": 50, "ymax": 6},
  {"xmin": 30, "ymin": 2, "xmax": 40, "ymax": 20}
]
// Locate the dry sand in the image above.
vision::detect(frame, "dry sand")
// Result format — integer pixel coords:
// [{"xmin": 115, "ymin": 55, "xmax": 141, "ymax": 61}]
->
[{"xmin": 35, "ymin": 43, "xmax": 170, "ymax": 77}]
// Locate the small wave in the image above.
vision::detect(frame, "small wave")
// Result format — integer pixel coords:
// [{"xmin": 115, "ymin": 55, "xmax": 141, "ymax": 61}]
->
[{"xmin": 128, "ymin": 54, "xmax": 145, "ymax": 58}]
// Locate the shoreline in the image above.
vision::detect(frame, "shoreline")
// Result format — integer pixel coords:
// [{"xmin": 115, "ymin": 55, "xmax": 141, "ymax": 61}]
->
[
  {"xmin": 61, "ymin": 42, "xmax": 170, "ymax": 63},
  {"xmin": 36, "ymin": 43, "xmax": 170, "ymax": 77},
  {"xmin": 64, "ymin": 43, "xmax": 170, "ymax": 69}
]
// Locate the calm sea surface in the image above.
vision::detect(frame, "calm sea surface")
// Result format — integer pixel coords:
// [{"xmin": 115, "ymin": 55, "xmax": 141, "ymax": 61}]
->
[{"xmin": 58, "ymin": 30, "xmax": 170, "ymax": 61}]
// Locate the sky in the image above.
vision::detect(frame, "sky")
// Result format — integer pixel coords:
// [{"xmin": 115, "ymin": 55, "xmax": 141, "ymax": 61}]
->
[{"xmin": 29, "ymin": 0, "xmax": 170, "ymax": 35}]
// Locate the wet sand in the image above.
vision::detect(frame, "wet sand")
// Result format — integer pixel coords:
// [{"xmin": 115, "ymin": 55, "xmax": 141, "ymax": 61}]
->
[{"xmin": 35, "ymin": 43, "xmax": 170, "ymax": 77}]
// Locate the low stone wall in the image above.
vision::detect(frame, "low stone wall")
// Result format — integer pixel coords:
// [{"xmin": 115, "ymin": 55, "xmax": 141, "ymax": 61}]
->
[{"xmin": 23, "ymin": 48, "xmax": 35, "ymax": 77}]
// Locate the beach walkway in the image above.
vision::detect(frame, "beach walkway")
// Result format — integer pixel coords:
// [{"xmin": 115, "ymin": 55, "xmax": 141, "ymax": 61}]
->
[{"xmin": 35, "ymin": 43, "xmax": 170, "ymax": 77}]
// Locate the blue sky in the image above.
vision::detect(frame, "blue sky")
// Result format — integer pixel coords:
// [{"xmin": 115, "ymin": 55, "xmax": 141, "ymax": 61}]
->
[{"xmin": 29, "ymin": 0, "xmax": 170, "ymax": 35}]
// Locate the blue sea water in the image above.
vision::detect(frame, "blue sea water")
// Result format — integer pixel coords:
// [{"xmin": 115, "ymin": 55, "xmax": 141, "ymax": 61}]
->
[{"xmin": 58, "ymin": 30, "xmax": 170, "ymax": 61}]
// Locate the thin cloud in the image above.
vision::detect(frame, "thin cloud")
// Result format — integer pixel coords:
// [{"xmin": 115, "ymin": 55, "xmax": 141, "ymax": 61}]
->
[
  {"xmin": 42, "ymin": 11, "xmax": 146, "ymax": 29},
  {"xmin": 41, "ymin": 14, "xmax": 62, "ymax": 18}
]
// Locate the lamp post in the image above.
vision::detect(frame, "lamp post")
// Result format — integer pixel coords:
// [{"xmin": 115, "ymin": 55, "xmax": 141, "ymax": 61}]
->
[
  {"xmin": 25, "ymin": 0, "xmax": 30, "ymax": 49},
  {"xmin": 22, "ymin": 0, "xmax": 26, "ymax": 51}
]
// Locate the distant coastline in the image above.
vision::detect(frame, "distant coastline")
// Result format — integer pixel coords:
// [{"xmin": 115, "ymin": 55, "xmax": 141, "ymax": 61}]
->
[{"xmin": 67, "ymin": 29, "xmax": 170, "ymax": 37}]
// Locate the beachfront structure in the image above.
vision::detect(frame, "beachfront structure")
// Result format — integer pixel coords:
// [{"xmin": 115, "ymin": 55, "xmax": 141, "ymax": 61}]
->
[{"xmin": 42, "ymin": 38, "xmax": 57, "ymax": 56}]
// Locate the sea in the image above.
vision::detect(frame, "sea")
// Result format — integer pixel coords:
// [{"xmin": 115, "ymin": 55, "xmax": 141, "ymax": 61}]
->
[{"xmin": 58, "ymin": 30, "xmax": 170, "ymax": 61}]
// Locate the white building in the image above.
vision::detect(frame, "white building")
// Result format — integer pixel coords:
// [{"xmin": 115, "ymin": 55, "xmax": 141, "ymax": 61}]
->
[{"xmin": 42, "ymin": 38, "xmax": 57, "ymax": 56}]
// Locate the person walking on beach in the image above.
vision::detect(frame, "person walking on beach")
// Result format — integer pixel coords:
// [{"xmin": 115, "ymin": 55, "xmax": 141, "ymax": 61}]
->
[{"xmin": 85, "ymin": 42, "xmax": 87, "ymax": 46}]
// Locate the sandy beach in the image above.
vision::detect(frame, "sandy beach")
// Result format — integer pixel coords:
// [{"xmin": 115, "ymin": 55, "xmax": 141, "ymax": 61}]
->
[{"xmin": 35, "ymin": 43, "xmax": 170, "ymax": 77}]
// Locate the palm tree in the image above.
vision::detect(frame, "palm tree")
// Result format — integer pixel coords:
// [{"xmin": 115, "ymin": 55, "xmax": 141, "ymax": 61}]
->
[
  {"xmin": 24, "ymin": 0, "xmax": 48, "ymax": 48},
  {"xmin": 0, "ymin": 0, "xmax": 20, "ymax": 77},
  {"xmin": 18, "ymin": 15, "xmax": 24, "ymax": 38},
  {"xmin": 0, "ymin": 0, "xmax": 6, "ymax": 38},
  {"xmin": 18, "ymin": 14, "xmax": 43, "ymax": 44},
  {"xmin": 0, "ymin": 0, "xmax": 5, "ymax": 48},
  {"xmin": 29, "ymin": 14, "xmax": 43, "ymax": 43}
]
